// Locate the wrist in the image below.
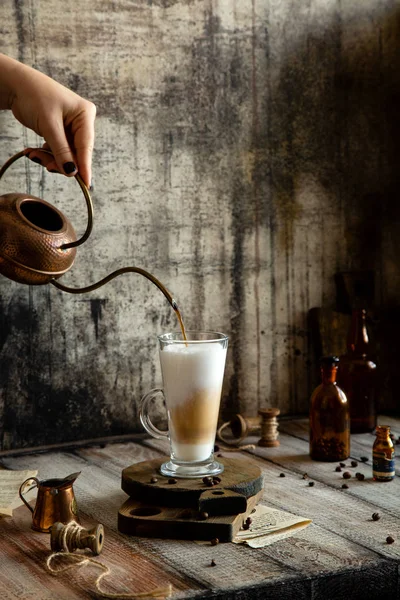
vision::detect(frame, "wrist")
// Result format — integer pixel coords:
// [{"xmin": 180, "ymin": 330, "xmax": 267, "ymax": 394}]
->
[{"xmin": 0, "ymin": 54, "xmax": 25, "ymax": 110}]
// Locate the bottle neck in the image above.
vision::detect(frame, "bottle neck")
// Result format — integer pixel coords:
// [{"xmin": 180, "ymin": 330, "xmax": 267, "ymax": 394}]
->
[
  {"xmin": 375, "ymin": 425, "xmax": 390, "ymax": 440},
  {"xmin": 347, "ymin": 309, "xmax": 369, "ymax": 356},
  {"xmin": 321, "ymin": 366, "xmax": 337, "ymax": 384}
]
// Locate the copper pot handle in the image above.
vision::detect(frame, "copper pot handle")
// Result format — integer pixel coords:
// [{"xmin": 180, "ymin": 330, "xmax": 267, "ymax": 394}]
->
[
  {"xmin": 0, "ymin": 149, "xmax": 93, "ymax": 250},
  {"xmin": 19, "ymin": 477, "xmax": 40, "ymax": 513}
]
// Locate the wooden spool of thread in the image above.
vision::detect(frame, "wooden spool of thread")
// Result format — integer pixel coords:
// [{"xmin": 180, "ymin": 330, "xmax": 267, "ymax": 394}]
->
[
  {"xmin": 50, "ymin": 521, "xmax": 105, "ymax": 555},
  {"xmin": 47, "ymin": 521, "xmax": 173, "ymax": 598},
  {"xmin": 258, "ymin": 408, "xmax": 280, "ymax": 447},
  {"xmin": 217, "ymin": 414, "xmax": 261, "ymax": 445}
]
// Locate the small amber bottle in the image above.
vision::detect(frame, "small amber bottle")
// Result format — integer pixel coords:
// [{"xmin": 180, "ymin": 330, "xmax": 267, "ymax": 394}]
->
[
  {"xmin": 310, "ymin": 356, "xmax": 350, "ymax": 461},
  {"xmin": 372, "ymin": 426, "xmax": 395, "ymax": 481},
  {"xmin": 337, "ymin": 309, "xmax": 377, "ymax": 433}
]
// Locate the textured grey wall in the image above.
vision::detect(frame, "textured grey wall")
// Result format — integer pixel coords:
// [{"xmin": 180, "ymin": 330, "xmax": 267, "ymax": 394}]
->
[{"xmin": 0, "ymin": 0, "xmax": 399, "ymax": 449}]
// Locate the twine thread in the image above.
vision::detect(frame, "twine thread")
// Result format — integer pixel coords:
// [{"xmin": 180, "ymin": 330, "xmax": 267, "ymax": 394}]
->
[
  {"xmin": 258, "ymin": 408, "xmax": 280, "ymax": 447},
  {"xmin": 46, "ymin": 521, "xmax": 172, "ymax": 599},
  {"xmin": 260, "ymin": 416, "xmax": 279, "ymax": 444}
]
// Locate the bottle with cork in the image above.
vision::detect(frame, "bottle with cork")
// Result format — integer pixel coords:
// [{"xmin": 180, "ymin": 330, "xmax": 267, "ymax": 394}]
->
[
  {"xmin": 372, "ymin": 425, "xmax": 395, "ymax": 482},
  {"xmin": 336, "ymin": 308, "xmax": 377, "ymax": 433},
  {"xmin": 309, "ymin": 356, "xmax": 350, "ymax": 461}
]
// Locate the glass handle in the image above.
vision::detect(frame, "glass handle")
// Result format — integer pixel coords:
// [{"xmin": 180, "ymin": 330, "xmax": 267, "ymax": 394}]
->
[{"xmin": 139, "ymin": 388, "xmax": 169, "ymax": 440}]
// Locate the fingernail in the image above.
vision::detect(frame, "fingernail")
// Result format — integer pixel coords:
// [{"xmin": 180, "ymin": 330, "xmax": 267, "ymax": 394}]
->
[
  {"xmin": 30, "ymin": 156, "xmax": 42, "ymax": 164},
  {"xmin": 63, "ymin": 162, "xmax": 77, "ymax": 174}
]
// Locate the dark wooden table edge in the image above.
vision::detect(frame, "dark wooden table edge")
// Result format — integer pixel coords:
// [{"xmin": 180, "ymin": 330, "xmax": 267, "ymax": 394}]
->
[
  {"xmin": 0, "ymin": 432, "xmax": 147, "ymax": 458},
  {"xmin": 176, "ymin": 559, "xmax": 400, "ymax": 600}
]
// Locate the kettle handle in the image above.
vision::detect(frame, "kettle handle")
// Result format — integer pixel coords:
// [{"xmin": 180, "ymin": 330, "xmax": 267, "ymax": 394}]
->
[
  {"xmin": 0, "ymin": 149, "xmax": 93, "ymax": 250},
  {"xmin": 19, "ymin": 477, "xmax": 40, "ymax": 513}
]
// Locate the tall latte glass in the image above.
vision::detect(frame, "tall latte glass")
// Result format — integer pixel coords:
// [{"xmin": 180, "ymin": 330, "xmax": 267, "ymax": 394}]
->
[{"xmin": 140, "ymin": 331, "xmax": 228, "ymax": 478}]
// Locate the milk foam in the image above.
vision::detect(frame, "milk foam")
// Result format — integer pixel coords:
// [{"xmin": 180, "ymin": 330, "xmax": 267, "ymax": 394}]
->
[
  {"xmin": 160, "ymin": 342, "xmax": 227, "ymax": 462},
  {"xmin": 160, "ymin": 342, "xmax": 227, "ymax": 405}
]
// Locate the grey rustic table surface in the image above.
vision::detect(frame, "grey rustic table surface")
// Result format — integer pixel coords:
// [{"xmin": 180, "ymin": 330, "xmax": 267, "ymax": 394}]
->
[{"xmin": 1, "ymin": 416, "xmax": 400, "ymax": 600}]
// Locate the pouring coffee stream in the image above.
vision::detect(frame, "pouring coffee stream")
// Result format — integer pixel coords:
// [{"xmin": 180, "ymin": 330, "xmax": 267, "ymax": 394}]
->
[{"xmin": 0, "ymin": 149, "xmax": 187, "ymax": 339}]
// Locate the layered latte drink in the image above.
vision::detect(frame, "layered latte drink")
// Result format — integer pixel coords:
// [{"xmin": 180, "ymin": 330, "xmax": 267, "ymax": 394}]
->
[
  {"xmin": 140, "ymin": 331, "xmax": 228, "ymax": 478},
  {"xmin": 160, "ymin": 340, "xmax": 227, "ymax": 463}
]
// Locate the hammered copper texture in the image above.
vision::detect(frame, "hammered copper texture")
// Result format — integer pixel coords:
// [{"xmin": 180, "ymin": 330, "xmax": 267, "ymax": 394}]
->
[{"xmin": 0, "ymin": 193, "xmax": 77, "ymax": 284}]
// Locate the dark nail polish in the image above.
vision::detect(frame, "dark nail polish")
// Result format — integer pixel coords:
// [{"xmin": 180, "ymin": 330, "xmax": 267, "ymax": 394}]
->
[
  {"xmin": 31, "ymin": 156, "xmax": 42, "ymax": 164},
  {"xmin": 63, "ymin": 162, "xmax": 77, "ymax": 174}
]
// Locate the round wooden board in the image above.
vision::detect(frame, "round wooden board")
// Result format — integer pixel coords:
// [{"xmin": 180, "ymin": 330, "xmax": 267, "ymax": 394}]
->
[{"xmin": 121, "ymin": 456, "xmax": 263, "ymax": 508}]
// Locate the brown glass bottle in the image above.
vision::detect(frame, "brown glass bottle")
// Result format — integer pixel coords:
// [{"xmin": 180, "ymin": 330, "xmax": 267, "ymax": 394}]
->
[
  {"xmin": 337, "ymin": 309, "xmax": 377, "ymax": 433},
  {"xmin": 310, "ymin": 356, "xmax": 350, "ymax": 461},
  {"xmin": 372, "ymin": 425, "xmax": 395, "ymax": 481}
]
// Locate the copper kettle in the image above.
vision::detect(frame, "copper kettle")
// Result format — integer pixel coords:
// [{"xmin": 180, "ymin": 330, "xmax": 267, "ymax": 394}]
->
[
  {"xmin": 0, "ymin": 149, "xmax": 92, "ymax": 286},
  {"xmin": 0, "ymin": 149, "xmax": 177, "ymax": 307}
]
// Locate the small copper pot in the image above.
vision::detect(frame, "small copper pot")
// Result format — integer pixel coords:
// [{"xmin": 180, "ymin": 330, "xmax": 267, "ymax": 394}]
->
[{"xmin": 19, "ymin": 472, "xmax": 80, "ymax": 533}]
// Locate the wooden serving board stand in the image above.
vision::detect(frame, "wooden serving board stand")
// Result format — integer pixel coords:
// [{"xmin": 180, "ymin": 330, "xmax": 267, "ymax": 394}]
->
[{"xmin": 118, "ymin": 456, "xmax": 263, "ymax": 542}]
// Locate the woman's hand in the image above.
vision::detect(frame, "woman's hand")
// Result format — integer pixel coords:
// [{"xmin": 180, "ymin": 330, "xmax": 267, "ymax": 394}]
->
[{"xmin": 0, "ymin": 54, "xmax": 96, "ymax": 187}]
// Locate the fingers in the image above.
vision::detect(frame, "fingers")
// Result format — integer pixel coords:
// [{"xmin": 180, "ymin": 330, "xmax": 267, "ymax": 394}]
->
[
  {"xmin": 25, "ymin": 101, "xmax": 96, "ymax": 188},
  {"xmin": 25, "ymin": 147, "xmax": 61, "ymax": 173},
  {"xmin": 41, "ymin": 116, "xmax": 78, "ymax": 178},
  {"xmin": 72, "ymin": 102, "xmax": 96, "ymax": 188}
]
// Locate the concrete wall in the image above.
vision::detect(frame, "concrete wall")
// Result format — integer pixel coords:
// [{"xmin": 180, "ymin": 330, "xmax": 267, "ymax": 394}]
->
[{"xmin": 0, "ymin": 0, "xmax": 399, "ymax": 449}]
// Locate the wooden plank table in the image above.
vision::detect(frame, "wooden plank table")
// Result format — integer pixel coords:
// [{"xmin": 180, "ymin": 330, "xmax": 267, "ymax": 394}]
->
[{"xmin": 1, "ymin": 416, "xmax": 400, "ymax": 599}]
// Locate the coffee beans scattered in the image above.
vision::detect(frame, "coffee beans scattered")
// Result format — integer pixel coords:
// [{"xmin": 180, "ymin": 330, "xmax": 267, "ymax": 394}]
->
[
  {"xmin": 203, "ymin": 477, "xmax": 213, "ymax": 487},
  {"xmin": 340, "ymin": 462, "xmax": 346, "ymax": 468},
  {"xmin": 302, "ymin": 473, "xmax": 308, "ymax": 480},
  {"xmin": 335, "ymin": 466, "xmax": 342, "ymax": 472},
  {"xmin": 356, "ymin": 473, "xmax": 365, "ymax": 481},
  {"xmin": 341, "ymin": 483, "xmax": 349, "ymax": 489},
  {"xmin": 210, "ymin": 559, "xmax": 216, "ymax": 567},
  {"xmin": 343, "ymin": 472, "xmax": 352, "ymax": 479},
  {"xmin": 168, "ymin": 478, "xmax": 177, "ymax": 485},
  {"xmin": 246, "ymin": 517, "xmax": 252, "ymax": 525},
  {"xmin": 210, "ymin": 538, "xmax": 219, "ymax": 546},
  {"xmin": 308, "ymin": 481, "xmax": 315, "ymax": 487},
  {"xmin": 202, "ymin": 475, "xmax": 222, "ymax": 487},
  {"xmin": 386, "ymin": 536, "xmax": 395, "ymax": 544},
  {"xmin": 150, "ymin": 477, "xmax": 158, "ymax": 484},
  {"xmin": 351, "ymin": 460, "xmax": 358, "ymax": 467},
  {"xmin": 372, "ymin": 512, "xmax": 380, "ymax": 521},
  {"xmin": 242, "ymin": 523, "xmax": 250, "ymax": 530},
  {"xmin": 279, "ymin": 473, "xmax": 286, "ymax": 478},
  {"xmin": 199, "ymin": 511, "xmax": 209, "ymax": 520},
  {"xmin": 360, "ymin": 456, "xmax": 368, "ymax": 462}
]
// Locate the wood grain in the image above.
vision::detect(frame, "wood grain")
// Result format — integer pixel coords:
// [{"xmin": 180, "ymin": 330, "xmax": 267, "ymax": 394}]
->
[
  {"xmin": 121, "ymin": 456, "xmax": 262, "ymax": 507},
  {"xmin": 118, "ymin": 490, "xmax": 262, "ymax": 542},
  {"xmin": 2, "ymin": 419, "xmax": 400, "ymax": 598}
]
